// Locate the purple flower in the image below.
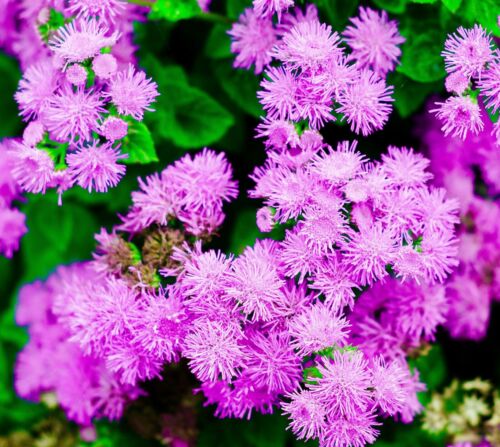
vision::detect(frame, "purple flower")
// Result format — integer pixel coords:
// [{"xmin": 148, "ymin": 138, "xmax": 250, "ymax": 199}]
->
[
  {"xmin": 183, "ymin": 318, "xmax": 245, "ymax": 382},
  {"xmin": 256, "ymin": 206, "xmax": 275, "ymax": 232},
  {"xmin": 105, "ymin": 64, "xmax": 159, "ymax": 120},
  {"xmin": 253, "ymin": 0, "xmax": 294, "ymax": 20},
  {"xmin": 228, "ymin": 8, "xmax": 278, "ymax": 74},
  {"xmin": 319, "ymin": 411, "xmax": 379, "ymax": 447},
  {"xmin": 337, "ymin": 69, "xmax": 394, "ymax": 136},
  {"xmin": 0, "ymin": 207, "xmax": 27, "ymax": 258},
  {"xmin": 282, "ymin": 390, "xmax": 327, "ymax": 441},
  {"xmin": 442, "ymin": 25, "xmax": 494, "ymax": 79},
  {"xmin": 224, "ymin": 241, "xmax": 285, "ymax": 321},
  {"xmin": 10, "ymin": 143, "xmax": 54, "ymax": 193},
  {"xmin": 341, "ymin": 223, "xmax": 397, "ymax": 286},
  {"xmin": 49, "ymin": 19, "xmax": 120, "ymax": 64},
  {"xmin": 93, "ymin": 53, "xmax": 118, "ymax": 79},
  {"xmin": 288, "ymin": 302, "xmax": 350, "ymax": 356},
  {"xmin": 99, "ymin": 116, "xmax": 128, "ymax": 141},
  {"xmin": 343, "ymin": 7, "xmax": 405, "ymax": 76},
  {"xmin": 67, "ymin": 0, "xmax": 127, "ymax": 24},
  {"xmin": 274, "ymin": 19, "xmax": 342, "ymax": 71},
  {"xmin": 258, "ymin": 66, "xmax": 300, "ymax": 121},
  {"xmin": 22, "ymin": 120, "xmax": 45, "ymax": 146},
  {"xmin": 381, "ymin": 145, "xmax": 433, "ymax": 188},
  {"xmin": 445, "ymin": 71, "xmax": 470, "ymax": 94},
  {"xmin": 44, "ymin": 85, "xmax": 106, "ymax": 142},
  {"xmin": 65, "ymin": 64, "xmax": 88, "ymax": 86},
  {"xmin": 478, "ymin": 55, "xmax": 500, "ymax": 114},
  {"xmin": 66, "ymin": 140, "xmax": 127, "ymax": 192},
  {"xmin": 15, "ymin": 60, "xmax": 60, "ymax": 121},
  {"xmin": 244, "ymin": 330, "xmax": 301, "ymax": 394},
  {"xmin": 431, "ymin": 96, "xmax": 484, "ymax": 140}
]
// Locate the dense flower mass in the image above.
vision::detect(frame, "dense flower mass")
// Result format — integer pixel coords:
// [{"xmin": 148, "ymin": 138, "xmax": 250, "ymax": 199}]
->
[
  {"xmin": 229, "ymin": 4, "xmax": 404, "ymax": 136},
  {"xmin": 2, "ymin": 0, "xmax": 158, "ymax": 204},
  {"xmin": 431, "ymin": 24, "xmax": 499, "ymax": 143},
  {"xmin": 422, "ymin": 101, "xmax": 499, "ymax": 341}
]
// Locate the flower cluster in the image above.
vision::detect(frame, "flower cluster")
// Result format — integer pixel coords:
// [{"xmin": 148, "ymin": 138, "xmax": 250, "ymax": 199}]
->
[
  {"xmin": 431, "ymin": 25, "xmax": 499, "ymax": 142},
  {"xmin": 229, "ymin": 4, "xmax": 404, "ymax": 135},
  {"xmin": 0, "ymin": 140, "xmax": 27, "ymax": 258},
  {"xmin": 15, "ymin": 148, "xmax": 238, "ymax": 425},
  {"xmin": 2, "ymin": 0, "xmax": 158, "ymax": 201},
  {"xmin": 422, "ymin": 100, "xmax": 499, "ymax": 341},
  {"xmin": 16, "ymin": 137, "xmax": 459, "ymax": 447}
]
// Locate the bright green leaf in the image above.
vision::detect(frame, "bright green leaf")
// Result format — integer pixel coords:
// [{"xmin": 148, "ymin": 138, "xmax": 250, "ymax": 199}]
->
[
  {"xmin": 227, "ymin": 0, "xmax": 252, "ymax": 19},
  {"xmin": 212, "ymin": 60, "xmax": 263, "ymax": 118},
  {"xmin": 397, "ymin": 30, "xmax": 446, "ymax": 82},
  {"xmin": 121, "ymin": 121, "xmax": 158, "ymax": 164},
  {"xmin": 315, "ymin": 0, "xmax": 360, "ymax": 31},
  {"xmin": 390, "ymin": 72, "xmax": 442, "ymax": 117},
  {"xmin": 149, "ymin": 0, "xmax": 202, "ymax": 21},
  {"xmin": 205, "ymin": 24, "xmax": 232, "ymax": 60},
  {"xmin": 0, "ymin": 52, "xmax": 22, "ymax": 138},
  {"xmin": 458, "ymin": 0, "xmax": 500, "ymax": 36},
  {"xmin": 441, "ymin": 0, "xmax": 462, "ymax": 13},
  {"xmin": 373, "ymin": 0, "xmax": 408, "ymax": 14}
]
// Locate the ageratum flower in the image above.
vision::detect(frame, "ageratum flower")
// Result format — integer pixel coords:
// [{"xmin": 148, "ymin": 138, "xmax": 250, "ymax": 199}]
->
[
  {"xmin": 343, "ymin": 7, "xmax": 405, "ymax": 76},
  {"xmin": 105, "ymin": 64, "xmax": 159, "ymax": 120},
  {"xmin": 66, "ymin": 140, "xmax": 127, "ymax": 193}
]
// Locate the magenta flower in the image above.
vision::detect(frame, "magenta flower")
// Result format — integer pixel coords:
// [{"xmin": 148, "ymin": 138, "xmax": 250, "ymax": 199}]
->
[
  {"xmin": 431, "ymin": 96, "xmax": 484, "ymax": 140},
  {"xmin": 15, "ymin": 60, "xmax": 60, "ymax": 121},
  {"xmin": 341, "ymin": 223, "xmax": 397, "ymax": 286},
  {"xmin": 299, "ymin": 206, "xmax": 346, "ymax": 255},
  {"xmin": 288, "ymin": 302, "xmax": 350, "ymax": 356},
  {"xmin": 224, "ymin": 241, "xmax": 285, "ymax": 321},
  {"xmin": 228, "ymin": 8, "xmax": 278, "ymax": 74},
  {"xmin": 244, "ymin": 331, "xmax": 301, "ymax": 394},
  {"xmin": 381, "ymin": 145, "xmax": 432, "ymax": 188},
  {"xmin": 183, "ymin": 318, "xmax": 245, "ymax": 382},
  {"xmin": 310, "ymin": 140, "xmax": 366, "ymax": 186},
  {"xmin": 93, "ymin": 53, "xmax": 118, "ymax": 79},
  {"xmin": 105, "ymin": 64, "xmax": 159, "ymax": 120},
  {"xmin": 442, "ymin": 25, "xmax": 494, "ymax": 79},
  {"xmin": 99, "ymin": 116, "xmax": 128, "ymax": 141},
  {"xmin": 0, "ymin": 207, "xmax": 27, "ymax": 258},
  {"xmin": 67, "ymin": 0, "xmax": 127, "ymax": 24},
  {"xmin": 44, "ymin": 85, "xmax": 106, "ymax": 142},
  {"xmin": 253, "ymin": 0, "xmax": 294, "ymax": 19},
  {"xmin": 10, "ymin": 143, "xmax": 54, "ymax": 193},
  {"xmin": 320, "ymin": 411, "xmax": 379, "ymax": 447},
  {"xmin": 343, "ymin": 7, "xmax": 405, "ymax": 76},
  {"xmin": 65, "ymin": 64, "xmax": 88, "ymax": 86},
  {"xmin": 258, "ymin": 66, "xmax": 300, "ymax": 121},
  {"xmin": 49, "ymin": 19, "xmax": 120, "ymax": 64},
  {"xmin": 445, "ymin": 71, "xmax": 470, "ymax": 94},
  {"xmin": 337, "ymin": 69, "xmax": 394, "ymax": 136},
  {"xmin": 282, "ymin": 390, "xmax": 327, "ymax": 441},
  {"xmin": 66, "ymin": 140, "xmax": 127, "ymax": 192},
  {"xmin": 478, "ymin": 55, "xmax": 500, "ymax": 113},
  {"xmin": 23, "ymin": 121, "xmax": 45, "ymax": 146},
  {"xmin": 256, "ymin": 206, "xmax": 275, "ymax": 232},
  {"xmin": 275, "ymin": 19, "xmax": 342, "ymax": 70}
]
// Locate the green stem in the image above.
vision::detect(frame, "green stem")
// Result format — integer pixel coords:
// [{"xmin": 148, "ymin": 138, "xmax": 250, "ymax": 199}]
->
[
  {"xmin": 126, "ymin": 0, "xmax": 155, "ymax": 7},
  {"xmin": 194, "ymin": 12, "xmax": 234, "ymax": 24}
]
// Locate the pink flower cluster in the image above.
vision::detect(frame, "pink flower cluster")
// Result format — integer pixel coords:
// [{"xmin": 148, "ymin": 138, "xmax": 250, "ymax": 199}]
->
[
  {"xmin": 229, "ymin": 4, "xmax": 404, "ymax": 135},
  {"xmin": 16, "ymin": 142, "xmax": 459, "ymax": 446},
  {"xmin": 431, "ymin": 25, "xmax": 500, "ymax": 142},
  {"xmin": 2, "ymin": 0, "xmax": 158, "ymax": 201},
  {"xmin": 0, "ymin": 140, "xmax": 27, "ymax": 258},
  {"xmin": 15, "ymin": 148, "xmax": 237, "ymax": 424},
  {"xmin": 422, "ymin": 101, "xmax": 500, "ymax": 341}
]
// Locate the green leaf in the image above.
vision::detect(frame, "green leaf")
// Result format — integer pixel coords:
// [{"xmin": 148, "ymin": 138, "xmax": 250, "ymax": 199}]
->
[
  {"xmin": 373, "ymin": 0, "xmax": 408, "ymax": 14},
  {"xmin": 205, "ymin": 24, "xmax": 232, "ymax": 60},
  {"xmin": 121, "ymin": 121, "xmax": 158, "ymax": 164},
  {"xmin": 0, "ymin": 343, "xmax": 12, "ymax": 404},
  {"xmin": 315, "ymin": 0, "xmax": 360, "ymax": 31},
  {"xmin": 441, "ymin": 0, "xmax": 462, "ymax": 13},
  {"xmin": 458, "ymin": 0, "xmax": 500, "ymax": 36},
  {"xmin": 21, "ymin": 195, "xmax": 100, "ymax": 281},
  {"xmin": 397, "ymin": 29, "xmax": 446, "ymax": 83},
  {"xmin": 212, "ymin": 60, "xmax": 263, "ymax": 118},
  {"xmin": 0, "ymin": 52, "xmax": 22, "ymax": 138},
  {"xmin": 390, "ymin": 72, "xmax": 442, "ymax": 117},
  {"xmin": 227, "ymin": 0, "xmax": 252, "ymax": 19},
  {"xmin": 409, "ymin": 345, "xmax": 447, "ymax": 394},
  {"xmin": 409, "ymin": 0, "xmax": 437, "ymax": 3},
  {"xmin": 149, "ymin": 0, "xmax": 202, "ymax": 21},
  {"xmin": 143, "ymin": 59, "xmax": 234, "ymax": 148}
]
